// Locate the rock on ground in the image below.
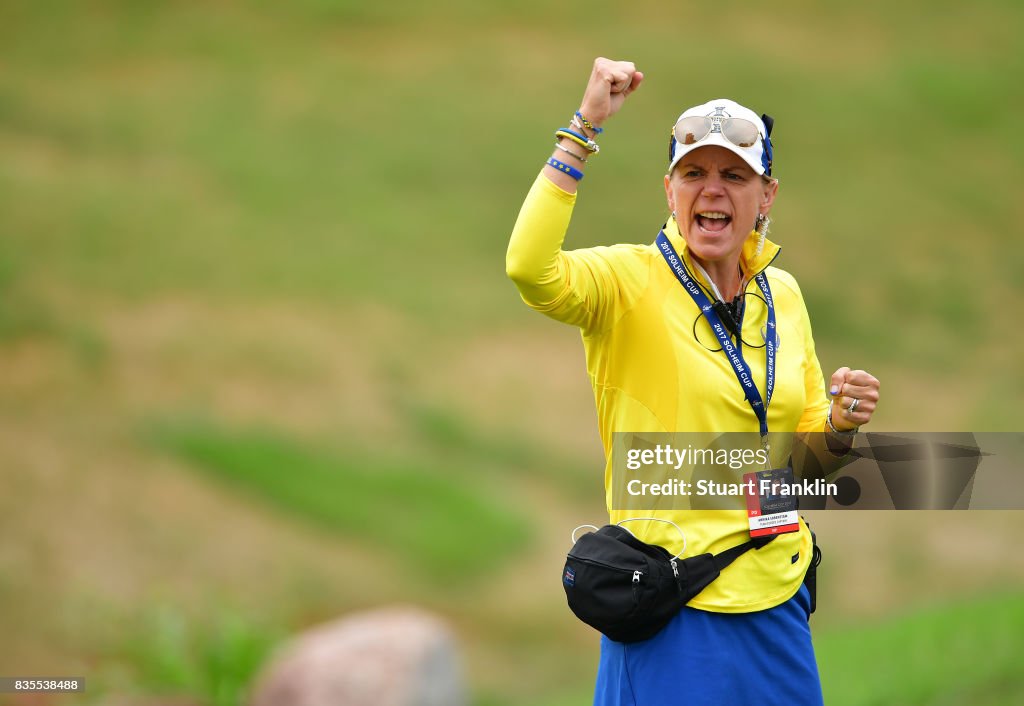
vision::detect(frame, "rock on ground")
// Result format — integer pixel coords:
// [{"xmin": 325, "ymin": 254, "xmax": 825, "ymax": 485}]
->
[{"xmin": 249, "ymin": 605, "xmax": 466, "ymax": 706}]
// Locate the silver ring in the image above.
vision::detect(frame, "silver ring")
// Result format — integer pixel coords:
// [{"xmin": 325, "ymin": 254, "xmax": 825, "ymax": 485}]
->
[{"xmin": 847, "ymin": 398, "xmax": 860, "ymax": 414}]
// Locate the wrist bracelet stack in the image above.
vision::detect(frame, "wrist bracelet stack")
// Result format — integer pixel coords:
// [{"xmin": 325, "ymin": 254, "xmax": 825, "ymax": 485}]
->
[
  {"xmin": 826, "ymin": 400, "xmax": 858, "ymax": 435},
  {"xmin": 546, "ymin": 110, "xmax": 601, "ymax": 182}
]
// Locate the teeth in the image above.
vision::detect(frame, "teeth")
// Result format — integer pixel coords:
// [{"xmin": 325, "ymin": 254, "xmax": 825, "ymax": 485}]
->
[{"xmin": 698, "ymin": 212, "xmax": 730, "ymax": 219}]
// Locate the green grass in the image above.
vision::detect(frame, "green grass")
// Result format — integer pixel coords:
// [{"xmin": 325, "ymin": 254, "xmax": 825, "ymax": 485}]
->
[
  {"xmin": 817, "ymin": 591, "xmax": 1024, "ymax": 706},
  {"xmin": 71, "ymin": 605, "xmax": 283, "ymax": 706},
  {"xmin": 404, "ymin": 401, "xmax": 599, "ymax": 496},
  {"xmin": 3, "ymin": 0, "xmax": 1021, "ymax": 341},
  {"xmin": 126, "ymin": 609, "xmax": 277, "ymax": 706},
  {"xmin": 3, "ymin": 0, "xmax": 1024, "ymax": 703},
  {"xmin": 148, "ymin": 419, "xmax": 532, "ymax": 581}
]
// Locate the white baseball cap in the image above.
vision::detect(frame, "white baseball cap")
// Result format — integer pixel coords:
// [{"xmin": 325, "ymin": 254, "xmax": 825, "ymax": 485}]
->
[{"xmin": 667, "ymin": 98, "xmax": 774, "ymax": 177}]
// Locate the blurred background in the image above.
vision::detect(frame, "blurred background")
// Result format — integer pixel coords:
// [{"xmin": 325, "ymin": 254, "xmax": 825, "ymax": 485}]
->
[{"xmin": 2, "ymin": 0, "xmax": 1024, "ymax": 704}]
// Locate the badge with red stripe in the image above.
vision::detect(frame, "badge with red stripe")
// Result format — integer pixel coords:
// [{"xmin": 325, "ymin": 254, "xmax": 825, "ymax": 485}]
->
[{"xmin": 744, "ymin": 468, "xmax": 800, "ymax": 537}]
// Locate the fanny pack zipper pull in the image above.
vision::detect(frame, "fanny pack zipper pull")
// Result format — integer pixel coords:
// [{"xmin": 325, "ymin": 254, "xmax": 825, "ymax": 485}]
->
[
  {"xmin": 670, "ymin": 559, "xmax": 679, "ymax": 579},
  {"xmin": 632, "ymin": 570, "xmax": 642, "ymax": 583}
]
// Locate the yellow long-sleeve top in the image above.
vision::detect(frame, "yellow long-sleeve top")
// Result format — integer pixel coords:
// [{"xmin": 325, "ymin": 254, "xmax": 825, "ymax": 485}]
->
[{"xmin": 507, "ymin": 173, "xmax": 832, "ymax": 613}]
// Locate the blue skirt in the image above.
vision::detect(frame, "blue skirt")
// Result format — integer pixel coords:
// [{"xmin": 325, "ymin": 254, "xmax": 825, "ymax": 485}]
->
[{"xmin": 593, "ymin": 584, "xmax": 823, "ymax": 706}]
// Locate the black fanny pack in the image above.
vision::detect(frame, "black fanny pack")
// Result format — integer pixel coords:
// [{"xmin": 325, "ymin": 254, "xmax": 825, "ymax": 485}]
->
[{"xmin": 561, "ymin": 522, "xmax": 779, "ymax": 643}]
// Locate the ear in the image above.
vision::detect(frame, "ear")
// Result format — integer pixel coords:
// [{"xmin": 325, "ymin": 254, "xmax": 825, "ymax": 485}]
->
[
  {"xmin": 664, "ymin": 173, "xmax": 674, "ymax": 213},
  {"xmin": 760, "ymin": 177, "xmax": 779, "ymax": 215}
]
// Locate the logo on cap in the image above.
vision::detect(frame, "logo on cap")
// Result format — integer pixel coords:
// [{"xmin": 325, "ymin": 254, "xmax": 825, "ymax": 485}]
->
[{"xmin": 708, "ymin": 106, "xmax": 729, "ymax": 134}]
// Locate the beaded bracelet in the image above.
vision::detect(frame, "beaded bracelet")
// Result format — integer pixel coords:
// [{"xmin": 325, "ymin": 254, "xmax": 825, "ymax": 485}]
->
[
  {"xmin": 555, "ymin": 128, "xmax": 600, "ymax": 154},
  {"xmin": 574, "ymin": 110, "xmax": 603, "ymax": 134},
  {"xmin": 546, "ymin": 156, "xmax": 584, "ymax": 181},
  {"xmin": 553, "ymin": 141, "xmax": 588, "ymax": 163}
]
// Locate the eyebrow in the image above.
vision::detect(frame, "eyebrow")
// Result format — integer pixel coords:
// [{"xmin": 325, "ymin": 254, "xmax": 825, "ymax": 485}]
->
[{"xmin": 679, "ymin": 163, "xmax": 750, "ymax": 174}]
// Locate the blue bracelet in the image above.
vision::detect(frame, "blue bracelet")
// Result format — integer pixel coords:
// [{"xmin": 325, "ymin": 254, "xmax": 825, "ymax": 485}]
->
[
  {"xmin": 575, "ymin": 110, "xmax": 603, "ymax": 134},
  {"xmin": 555, "ymin": 128, "xmax": 600, "ymax": 154},
  {"xmin": 546, "ymin": 157, "xmax": 584, "ymax": 181}
]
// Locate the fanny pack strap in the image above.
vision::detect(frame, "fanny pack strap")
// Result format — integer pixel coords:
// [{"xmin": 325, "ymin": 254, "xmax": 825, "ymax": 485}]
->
[
  {"xmin": 671, "ymin": 533, "xmax": 779, "ymax": 603},
  {"xmin": 710, "ymin": 533, "xmax": 777, "ymax": 572}
]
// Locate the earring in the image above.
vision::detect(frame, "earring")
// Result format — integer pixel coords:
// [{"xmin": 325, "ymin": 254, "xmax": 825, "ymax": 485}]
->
[
  {"xmin": 754, "ymin": 214, "xmax": 771, "ymax": 256},
  {"xmin": 671, "ymin": 210, "xmax": 677, "ymax": 220}
]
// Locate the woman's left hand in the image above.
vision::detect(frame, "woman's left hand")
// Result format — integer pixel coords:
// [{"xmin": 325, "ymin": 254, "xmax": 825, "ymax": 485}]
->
[{"xmin": 828, "ymin": 367, "xmax": 880, "ymax": 430}]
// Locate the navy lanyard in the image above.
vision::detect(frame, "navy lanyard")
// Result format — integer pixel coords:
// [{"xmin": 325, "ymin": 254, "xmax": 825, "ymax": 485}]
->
[{"xmin": 655, "ymin": 231, "xmax": 777, "ymax": 445}]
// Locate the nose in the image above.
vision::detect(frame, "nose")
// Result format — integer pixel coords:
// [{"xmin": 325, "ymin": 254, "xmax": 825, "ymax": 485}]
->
[{"xmin": 701, "ymin": 173, "xmax": 726, "ymax": 197}]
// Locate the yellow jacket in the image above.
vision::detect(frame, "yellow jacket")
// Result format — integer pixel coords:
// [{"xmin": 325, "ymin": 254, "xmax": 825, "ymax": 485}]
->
[{"xmin": 507, "ymin": 174, "xmax": 831, "ymax": 612}]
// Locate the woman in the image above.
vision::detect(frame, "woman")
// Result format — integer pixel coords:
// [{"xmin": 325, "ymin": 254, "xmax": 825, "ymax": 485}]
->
[{"xmin": 506, "ymin": 58, "xmax": 881, "ymax": 705}]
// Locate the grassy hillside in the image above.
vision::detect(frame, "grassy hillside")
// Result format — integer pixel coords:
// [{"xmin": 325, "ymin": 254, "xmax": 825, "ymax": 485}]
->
[{"xmin": 2, "ymin": 1, "xmax": 1024, "ymax": 704}]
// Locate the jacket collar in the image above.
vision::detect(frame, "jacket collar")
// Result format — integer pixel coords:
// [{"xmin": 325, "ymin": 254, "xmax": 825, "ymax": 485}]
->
[{"xmin": 661, "ymin": 216, "xmax": 781, "ymax": 290}]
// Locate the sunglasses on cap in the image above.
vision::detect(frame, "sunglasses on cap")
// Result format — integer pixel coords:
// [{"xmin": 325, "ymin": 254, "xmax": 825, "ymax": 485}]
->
[
  {"xmin": 673, "ymin": 115, "xmax": 762, "ymax": 148},
  {"xmin": 668, "ymin": 111, "xmax": 774, "ymax": 175}
]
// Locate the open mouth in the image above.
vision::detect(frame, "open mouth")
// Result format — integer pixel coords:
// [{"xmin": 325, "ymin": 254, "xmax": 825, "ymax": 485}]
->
[{"xmin": 695, "ymin": 211, "xmax": 732, "ymax": 233}]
